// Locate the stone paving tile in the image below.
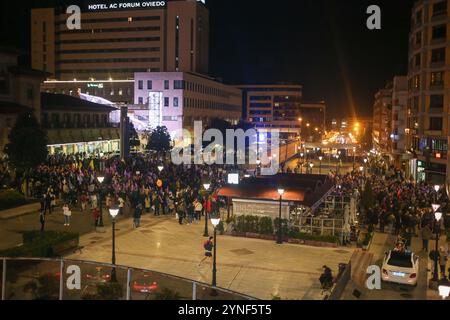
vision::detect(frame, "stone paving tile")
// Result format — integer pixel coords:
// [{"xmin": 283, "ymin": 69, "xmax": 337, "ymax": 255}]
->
[{"xmin": 67, "ymin": 216, "xmax": 353, "ymax": 300}]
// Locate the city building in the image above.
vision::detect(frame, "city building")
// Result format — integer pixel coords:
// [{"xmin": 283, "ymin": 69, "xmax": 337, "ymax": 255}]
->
[
  {"xmin": 406, "ymin": 0, "xmax": 450, "ymax": 183},
  {"xmin": 238, "ymin": 85, "xmax": 303, "ymax": 141},
  {"xmin": 372, "ymin": 81, "xmax": 393, "ymax": 158},
  {"xmin": 0, "ymin": 48, "xmax": 47, "ymax": 156},
  {"xmin": 41, "ymin": 92, "xmax": 120, "ymax": 155},
  {"xmin": 31, "ymin": 0, "xmax": 209, "ymax": 81},
  {"xmin": 390, "ymin": 76, "xmax": 408, "ymax": 169},
  {"xmin": 133, "ymin": 71, "xmax": 242, "ymax": 143}
]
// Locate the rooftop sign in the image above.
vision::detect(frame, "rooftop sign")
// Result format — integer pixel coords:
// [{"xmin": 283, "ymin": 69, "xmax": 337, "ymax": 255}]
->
[{"xmin": 87, "ymin": 1, "xmax": 166, "ymax": 11}]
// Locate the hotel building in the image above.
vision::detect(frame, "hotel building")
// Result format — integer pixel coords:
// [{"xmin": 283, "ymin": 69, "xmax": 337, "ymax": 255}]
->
[
  {"xmin": 31, "ymin": 0, "xmax": 209, "ymax": 81},
  {"xmin": 407, "ymin": 0, "xmax": 450, "ymax": 183}
]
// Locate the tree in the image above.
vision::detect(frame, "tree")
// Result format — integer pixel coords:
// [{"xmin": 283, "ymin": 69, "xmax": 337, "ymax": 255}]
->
[
  {"xmin": 146, "ymin": 126, "xmax": 172, "ymax": 154},
  {"xmin": 4, "ymin": 112, "xmax": 48, "ymax": 179},
  {"xmin": 128, "ymin": 122, "xmax": 141, "ymax": 149}
]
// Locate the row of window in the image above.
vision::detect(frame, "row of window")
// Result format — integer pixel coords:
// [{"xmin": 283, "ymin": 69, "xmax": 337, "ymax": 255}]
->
[
  {"xmin": 411, "ymin": 24, "xmax": 447, "ymax": 48},
  {"xmin": 56, "ymin": 16, "xmax": 161, "ymax": 25},
  {"xmin": 408, "ymin": 71, "xmax": 446, "ymax": 90},
  {"xmin": 42, "ymin": 113, "xmax": 109, "ymax": 129},
  {"xmin": 137, "ymin": 79, "xmax": 240, "ymax": 98},
  {"xmin": 249, "ymin": 95, "xmax": 272, "ymax": 101},
  {"xmin": 57, "ymin": 68, "xmax": 160, "ymax": 74},
  {"xmin": 411, "ymin": 48, "xmax": 446, "ymax": 70},
  {"xmin": 57, "ymin": 57, "xmax": 160, "ymax": 64},
  {"xmin": 56, "ymin": 47, "xmax": 160, "ymax": 54},
  {"xmin": 56, "ymin": 37, "xmax": 160, "ymax": 44},
  {"xmin": 46, "ymin": 88, "xmax": 132, "ymax": 97},
  {"xmin": 412, "ymin": 1, "xmax": 447, "ymax": 26},
  {"xmin": 56, "ymin": 26, "xmax": 161, "ymax": 35}
]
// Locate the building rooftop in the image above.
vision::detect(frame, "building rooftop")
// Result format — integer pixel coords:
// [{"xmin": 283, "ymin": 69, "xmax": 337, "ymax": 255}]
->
[
  {"xmin": 41, "ymin": 93, "xmax": 117, "ymax": 112},
  {"xmin": 218, "ymin": 173, "xmax": 334, "ymax": 207}
]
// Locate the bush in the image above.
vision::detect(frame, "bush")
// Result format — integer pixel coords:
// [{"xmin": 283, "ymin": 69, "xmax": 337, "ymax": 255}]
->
[
  {"xmin": 234, "ymin": 215, "xmax": 246, "ymax": 233},
  {"xmin": 259, "ymin": 217, "xmax": 274, "ymax": 235},
  {"xmin": 216, "ymin": 221, "xmax": 225, "ymax": 235},
  {"xmin": 0, "ymin": 189, "xmax": 26, "ymax": 210},
  {"xmin": 288, "ymin": 230, "xmax": 339, "ymax": 244},
  {"xmin": 244, "ymin": 215, "xmax": 259, "ymax": 233}
]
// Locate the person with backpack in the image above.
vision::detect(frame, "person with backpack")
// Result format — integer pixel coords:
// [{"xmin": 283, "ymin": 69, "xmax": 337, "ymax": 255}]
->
[{"xmin": 198, "ymin": 237, "xmax": 214, "ymax": 266}]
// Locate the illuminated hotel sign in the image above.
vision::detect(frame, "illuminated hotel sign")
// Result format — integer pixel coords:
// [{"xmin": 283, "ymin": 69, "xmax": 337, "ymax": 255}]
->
[
  {"xmin": 87, "ymin": 1, "xmax": 166, "ymax": 11},
  {"xmin": 87, "ymin": 83, "xmax": 104, "ymax": 88}
]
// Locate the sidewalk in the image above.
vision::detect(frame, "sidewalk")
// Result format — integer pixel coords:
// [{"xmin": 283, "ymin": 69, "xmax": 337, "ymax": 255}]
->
[
  {"xmin": 0, "ymin": 202, "xmax": 41, "ymax": 220},
  {"xmin": 67, "ymin": 215, "xmax": 354, "ymax": 300}
]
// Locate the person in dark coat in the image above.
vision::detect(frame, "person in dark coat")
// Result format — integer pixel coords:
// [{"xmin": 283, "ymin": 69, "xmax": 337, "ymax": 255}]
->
[{"xmin": 133, "ymin": 203, "xmax": 143, "ymax": 228}]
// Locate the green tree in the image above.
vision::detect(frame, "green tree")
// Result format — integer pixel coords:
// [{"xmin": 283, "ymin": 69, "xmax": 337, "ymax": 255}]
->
[
  {"xmin": 4, "ymin": 112, "xmax": 48, "ymax": 190},
  {"xmin": 146, "ymin": 126, "xmax": 172, "ymax": 154}
]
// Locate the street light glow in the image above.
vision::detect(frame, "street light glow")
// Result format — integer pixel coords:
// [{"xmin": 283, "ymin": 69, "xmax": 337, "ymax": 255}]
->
[
  {"xmin": 277, "ymin": 188, "xmax": 285, "ymax": 196},
  {"xmin": 157, "ymin": 165, "xmax": 164, "ymax": 172},
  {"xmin": 203, "ymin": 183, "xmax": 211, "ymax": 191},
  {"xmin": 435, "ymin": 212, "xmax": 442, "ymax": 221},
  {"xmin": 97, "ymin": 176, "xmax": 105, "ymax": 184},
  {"xmin": 211, "ymin": 217, "xmax": 221, "ymax": 228},
  {"xmin": 434, "ymin": 185, "xmax": 440, "ymax": 192},
  {"xmin": 109, "ymin": 208, "xmax": 119, "ymax": 218}
]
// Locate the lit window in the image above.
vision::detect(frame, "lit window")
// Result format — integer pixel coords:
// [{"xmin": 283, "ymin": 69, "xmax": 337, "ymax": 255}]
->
[{"xmin": 128, "ymin": 17, "xmax": 133, "ymax": 22}]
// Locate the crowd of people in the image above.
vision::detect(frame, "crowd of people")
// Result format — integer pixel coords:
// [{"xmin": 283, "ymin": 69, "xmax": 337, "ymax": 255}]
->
[{"xmin": 22, "ymin": 153, "xmax": 243, "ymax": 231}]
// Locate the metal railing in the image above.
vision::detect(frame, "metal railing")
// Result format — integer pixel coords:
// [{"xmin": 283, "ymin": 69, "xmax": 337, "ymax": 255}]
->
[
  {"xmin": 0, "ymin": 257, "xmax": 255, "ymax": 301},
  {"xmin": 291, "ymin": 216, "xmax": 344, "ymax": 237}
]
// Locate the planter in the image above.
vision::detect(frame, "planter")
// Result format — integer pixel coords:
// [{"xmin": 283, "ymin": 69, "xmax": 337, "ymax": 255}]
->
[{"xmin": 230, "ymin": 232, "xmax": 338, "ymax": 248}]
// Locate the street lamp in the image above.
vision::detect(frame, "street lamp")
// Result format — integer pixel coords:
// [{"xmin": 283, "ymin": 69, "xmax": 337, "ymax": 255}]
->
[
  {"xmin": 109, "ymin": 207, "xmax": 119, "ymax": 282},
  {"xmin": 157, "ymin": 165, "xmax": 164, "ymax": 173},
  {"xmin": 438, "ymin": 281, "xmax": 450, "ymax": 300},
  {"xmin": 434, "ymin": 185, "xmax": 440, "ymax": 193},
  {"xmin": 318, "ymin": 156, "xmax": 323, "ymax": 174},
  {"xmin": 432, "ymin": 211, "xmax": 443, "ymax": 282},
  {"xmin": 203, "ymin": 182, "xmax": 211, "ymax": 237},
  {"xmin": 309, "ymin": 162, "xmax": 314, "ymax": 174},
  {"xmin": 276, "ymin": 188, "xmax": 285, "ymax": 244},
  {"xmin": 210, "ymin": 215, "xmax": 220, "ymax": 288},
  {"xmin": 97, "ymin": 175, "xmax": 105, "ymax": 227}
]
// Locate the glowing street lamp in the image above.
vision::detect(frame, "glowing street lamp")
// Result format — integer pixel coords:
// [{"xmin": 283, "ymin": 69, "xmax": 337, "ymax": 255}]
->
[
  {"xmin": 157, "ymin": 165, "xmax": 164, "ymax": 172},
  {"xmin": 210, "ymin": 214, "xmax": 221, "ymax": 288},
  {"xmin": 318, "ymin": 156, "xmax": 323, "ymax": 174},
  {"xmin": 96, "ymin": 175, "xmax": 105, "ymax": 227},
  {"xmin": 439, "ymin": 283, "xmax": 450, "ymax": 300},
  {"xmin": 432, "ymin": 211, "xmax": 443, "ymax": 281},
  {"xmin": 434, "ymin": 185, "xmax": 440, "ymax": 193}
]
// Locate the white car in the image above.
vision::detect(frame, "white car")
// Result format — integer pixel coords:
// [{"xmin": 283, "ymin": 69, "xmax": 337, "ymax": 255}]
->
[{"xmin": 381, "ymin": 250, "xmax": 419, "ymax": 286}]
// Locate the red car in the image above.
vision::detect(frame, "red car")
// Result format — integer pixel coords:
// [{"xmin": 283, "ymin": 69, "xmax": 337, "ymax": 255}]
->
[{"xmin": 132, "ymin": 272, "xmax": 158, "ymax": 293}]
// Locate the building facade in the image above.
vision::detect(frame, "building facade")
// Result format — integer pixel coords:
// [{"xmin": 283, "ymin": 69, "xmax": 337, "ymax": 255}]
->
[
  {"xmin": 372, "ymin": 82, "xmax": 393, "ymax": 157},
  {"xmin": 391, "ymin": 76, "xmax": 408, "ymax": 168},
  {"xmin": 0, "ymin": 48, "xmax": 47, "ymax": 156},
  {"xmin": 31, "ymin": 0, "xmax": 209, "ymax": 81},
  {"xmin": 41, "ymin": 93, "xmax": 120, "ymax": 155},
  {"xmin": 133, "ymin": 72, "xmax": 242, "ymax": 143},
  {"xmin": 407, "ymin": 0, "xmax": 450, "ymax": 183},
  {"xmin": 238, "ymin": 85, "xmax": 303, "ymax": 140}
]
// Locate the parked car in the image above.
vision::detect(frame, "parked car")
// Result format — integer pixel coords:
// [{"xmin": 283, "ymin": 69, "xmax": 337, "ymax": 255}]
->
[{"xmin": 382, "ymin": 250, "xmax": 419, "ymax": 286}]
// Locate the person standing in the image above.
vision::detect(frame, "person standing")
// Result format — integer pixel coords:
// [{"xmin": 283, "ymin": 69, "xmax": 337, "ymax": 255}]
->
[
  {"xmin": 439, "ymin": 246, "xmax": 448, "ymax": 278},
  {"xmin": 62, "ymin": 203, "xmax": 71, "ymax": 226},
  {"xmin": 154, "ymin": 193, "xmax": 161, "ymax": 216},
  {"xmin": 118, "ymin": 195, "xmax": 125, "ymax": 215},
  {"xmin": 133, "ymin": 203, "xmax": 143, "ymax": 228},
  {"xmin": 144, "ymin": 195, "xmax": 151, "ymax": 213},
  {"xmin": 92, "ymin": 207, "xmax": 100, "ymax": 231},
  {"xmin": 39, "ymin": 210, "xmax": 45, "ymax": 232},
  {"xmin": 194, "ymin": 199, "xmax": 203, "ymax": 221},
  {"xmin": 80, "ymin": 192, "xmax": 88, "ymax": 212},
  {"xmin": 44, "ymin": 191, "xmax": 52, "ymax": 215},
  {"xmin": 421, "ymin": 224, "xmax": 432, "ymax": 252}
]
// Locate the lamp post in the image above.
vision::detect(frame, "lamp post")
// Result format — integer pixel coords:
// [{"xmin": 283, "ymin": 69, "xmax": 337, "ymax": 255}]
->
[
  {"xmin": 157, "ymin": 165, "xmax": 164, "ymax": 173},
  {"xmin": 434, "ymin": 185, "xmax": 440, "ymax": 202},
  {"xmin": 432, "ymin": 210, "xmax": 442, "ymax": 282},
  {"xmin": 318, "ymin": 156, "xmax": 323, "ymax": 174},
  {"xmin": 335, "ymin": 155, "xmax": 340, "ymax": 174},
  {"xmin": 438, "ymin": 280, "xmax": 450, "ymax": 300},
  {"xmin": 309, "ymin": 162, "xmax": 314, "ymax": 174},
  {"xmin": 97, "ymin": 176, "xmax": 105, "ymax": 227},
  {"xmin": 276, "ymin": 188, "xmax": 285, "ymax": 244},
  {"xmin": 300, "ymin": 153, "xmax": 304, "ymax": 174},
  {"xmin": 211, "ymin": 215, "xmax": 220, "ymax": 289},
  {"xmin": 109, "ymin": 207, "xmax": 119, "ymax": 282},
  {"xmin": 353, "ymin": 147, "xmax": 356, "ymax": 171},
  {"xmin": 203, "ymin": 182, "xmax": 211, "ymax": 237},
  {"xmin": 256, "ymin": 159, "xmax": 261, "ymax": 176}
]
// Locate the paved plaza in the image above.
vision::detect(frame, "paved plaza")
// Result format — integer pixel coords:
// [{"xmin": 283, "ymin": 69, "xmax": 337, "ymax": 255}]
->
[{"xmin": 67, "ymin": 214, "xmax": 354, "ymax": 300}]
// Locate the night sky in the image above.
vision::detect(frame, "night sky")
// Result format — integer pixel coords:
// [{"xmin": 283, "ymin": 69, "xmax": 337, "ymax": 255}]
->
[{"xmin": 0, "ymin": 0, "xmax": 415, "ymax": 119}]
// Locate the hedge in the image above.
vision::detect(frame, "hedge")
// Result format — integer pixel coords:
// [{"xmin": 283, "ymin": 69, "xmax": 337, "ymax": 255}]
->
[
  {"xmin": 231, "ymin": 215, "xmax": 340, "ymax": 244},
  {"xmin": 0, "ymin": 189, "xmax": 26, "ymax": 210},
  {"xmin": 0, "ymin": 231, "xmax": 79, "ymax": 258}
]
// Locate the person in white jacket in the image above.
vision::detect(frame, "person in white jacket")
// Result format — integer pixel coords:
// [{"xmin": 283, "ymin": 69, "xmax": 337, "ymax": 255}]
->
[{"xmin": 62, "ymin": 203, "xmax": 72, "ymax": 226}]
